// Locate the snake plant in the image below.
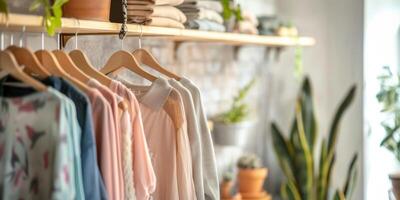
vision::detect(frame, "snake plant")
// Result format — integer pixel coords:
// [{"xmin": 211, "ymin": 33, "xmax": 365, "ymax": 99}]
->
[{"xmin": 271, "ymin": 77, "xmax": 358, "ymax": 200}]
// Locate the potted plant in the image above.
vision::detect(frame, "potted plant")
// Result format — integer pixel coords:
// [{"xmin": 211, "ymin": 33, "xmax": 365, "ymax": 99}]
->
[
  {"xmin": 221, "ymin": 171, "xmax": 235, "ymax": 198},
  {"xmin": 376, "ymin": 66, "xmax": 400, "ymax": 199},
  {"xmin": 62, "ymin": 0, "xmax": 111, "ymax": 21},
  {"xmin": 237, "ymin": 154, "xmax": 268, "ymax": 194},
  {"xmin": 220, "ymin": 0, "xmax": 243, "ymax": 32},
  {"xmin": 212, "ymin": 78, "xmax": 256, "ymax": 147},
  {"xmin": 271, "ymin": 77, "xmax": 358, "ymax": 200}
]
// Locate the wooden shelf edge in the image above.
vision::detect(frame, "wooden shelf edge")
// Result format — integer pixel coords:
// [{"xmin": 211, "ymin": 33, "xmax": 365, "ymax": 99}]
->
[{"xmin": 0, "ymin": 13, "xmax": 316, "ymax": 47}]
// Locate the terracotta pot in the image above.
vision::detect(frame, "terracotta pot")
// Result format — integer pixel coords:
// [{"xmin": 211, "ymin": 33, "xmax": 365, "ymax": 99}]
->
[
  {"xmin": 221, "ymin": 181, "xmax": 234, "ymax": 198},
  {"xmin": 238, "ymin": 168, "xmax": 268, "ymax": 194},
  {"xmin": 390, "ymin": 172, "xmax": 400, "ymax": 200},
  {"xmin": 63, "ymin": 0, "xmax": 111, "ymax": 21}
]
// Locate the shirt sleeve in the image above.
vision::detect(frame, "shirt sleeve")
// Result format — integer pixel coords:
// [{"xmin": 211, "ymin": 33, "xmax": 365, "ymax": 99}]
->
[
  {"xmin": 91, "ymin": 94, "xmax": 121, "ymax": 200},
  {"xmin": 131, "ymin": 98, "xmax": 157, "ymax": 200}
]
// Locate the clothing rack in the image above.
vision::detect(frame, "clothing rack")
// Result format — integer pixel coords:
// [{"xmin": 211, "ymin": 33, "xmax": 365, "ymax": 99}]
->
[{"xmin": 0, "ymin": 13, "xmax": 316, "ymax": 48}]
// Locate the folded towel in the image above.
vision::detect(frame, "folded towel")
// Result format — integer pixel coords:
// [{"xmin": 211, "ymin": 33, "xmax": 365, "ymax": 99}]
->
[
  {"xmin": 128, "ymin": 0, "xmax": 183, "ymax": 6},
  {"xmin": 197, "ymin": 1, "xmax": 222, "ymax": 13},
  {"xmin": 198, "ymin": 8, "xmax": 223, "ymax": 24},
  {"xmin": 149, "ymin": 17, "xmax": 185, "ymax": 28},
  {"xmin": 155, "ymin": 0, "xmax": 184, "ymax": 6},
  {"xmin": 127, "ymin": 0, "xmax": 155, "ymax": 5},
  {"xmin": 186, "ymin": 19, "xmax": 226, "ymax": 32},
  {"xmin": 128, "ymin": 6, "xmax": 187, "ymax": 23}
]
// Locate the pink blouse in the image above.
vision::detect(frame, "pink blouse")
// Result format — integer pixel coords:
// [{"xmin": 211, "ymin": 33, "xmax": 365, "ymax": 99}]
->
[
  {"xmin": 109, "ymin": 80, "xmax": 157, "ymax": 200},
  {"xmin": 118, "ymin": 78, "xmax": 197, "ymax": 200}
]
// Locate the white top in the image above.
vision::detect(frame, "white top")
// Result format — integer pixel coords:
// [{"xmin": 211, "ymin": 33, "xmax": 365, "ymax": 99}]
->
[
  {"xmin": 179, "ymin": 77, "xmax": 220, "ymax": 200},
  {"xmin": 169, "ymin": 79, "xmax": 205, "ymax": 200}
]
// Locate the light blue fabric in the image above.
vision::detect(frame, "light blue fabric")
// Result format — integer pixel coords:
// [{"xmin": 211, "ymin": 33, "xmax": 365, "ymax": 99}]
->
[
  {"xmin": 186, "ymin": 19, "xmax": 226, "ymax": 32},
  {"xmin": 51, "ymin": 89, "xmax": 86, "ymax": 200}
]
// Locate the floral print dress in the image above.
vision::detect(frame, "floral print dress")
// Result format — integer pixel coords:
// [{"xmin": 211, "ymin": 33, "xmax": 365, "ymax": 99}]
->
[{"xmin": 0, "ymin": 88, "xmax": 78, "ymax": 200}]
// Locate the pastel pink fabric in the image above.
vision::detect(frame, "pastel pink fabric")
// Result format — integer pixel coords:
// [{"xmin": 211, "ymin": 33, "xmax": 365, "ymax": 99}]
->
[
  {"xmin": 118, "ymin": 78, "xmax": 196, "ymax": 200},
  {"xmin": 109, "ymin": 80, "xmax": 156, "ymax": 200},
  {"xmin": 87, "ymin": 79, "xmax": 126, "ymax": 199},
  {"xmin": 85, "ymin": 88, "xmax": 121, "ymax": 200}
]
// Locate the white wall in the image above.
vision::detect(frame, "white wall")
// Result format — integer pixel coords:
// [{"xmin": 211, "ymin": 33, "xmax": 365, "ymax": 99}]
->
[
  {"xmin": 364, "ymin": 0, "xmax": 400, "ymax": 199},
  {"xmin": 273, "ymin": 0, "xmax": 364, "ymax": 199}
]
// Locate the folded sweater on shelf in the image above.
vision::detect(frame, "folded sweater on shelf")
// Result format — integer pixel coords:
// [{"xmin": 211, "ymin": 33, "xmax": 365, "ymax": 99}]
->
[
  {"xmin": 177, "ymin": 1, "xmax": 223, "ymax": 13},
  {"xmin": 186, "ymin": 19, "xmax": 226, "ymax": 32},
  {"xmin": 128, "ymin": 0, "xmax": 183, "ymax": 6},
  {"xmin": 128, "ymin": 6, "xmax": 187, "ymax": 23},
  {"xmin": 198, "ymin": 8, "xmax": 223, "ymax": 24},
  {"xmin": 128, "ymin": 16, "xmax": 185, "ymax": 28}
]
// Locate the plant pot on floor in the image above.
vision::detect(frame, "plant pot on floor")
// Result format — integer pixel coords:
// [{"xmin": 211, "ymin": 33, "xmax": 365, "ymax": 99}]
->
[
  {"xmin": 390, "ymin": 172, "xmax": 400, "ymax": 199},
  {"xmin": 63, "ymin": 0, "xmax": 111, "ymax": 21},
  {"xmin": 238, "ymin": 168, "xmax": 268, "ymax": 194},
  {"xmin": 221, "ymin": 181, "xmax": 234, "ymax": 198},
  {"xmin": 213, "ymin": 121, "xmax": 256, "ymax": 147}
]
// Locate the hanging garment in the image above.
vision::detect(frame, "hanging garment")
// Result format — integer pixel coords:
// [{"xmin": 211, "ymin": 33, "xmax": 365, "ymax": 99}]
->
[
  {"xmin": 0, "ymin": 76, "xmax": 108, "ymax": 199},
  {"xmin": 108, "ymin": 80, "xmax": 156, "ymax": 200},
  {"xmin": 86, "ymin": 88, "xmax": 122, "ymax": 200},
  {"xmin": 117, "ymin": 77, "xmax": 196, "ymax": 200},
  {"xmin": 179, "ymin": 77, "xmax": 219, "ymax": 200},
  {"xmin": 87, "ymin": 79, "xmax": 127, "ymax": 199},
  {"xmin": 0, "ymin": 88, "xmax": 78, "ymax": 199},
  {"xmin": 169, "ymin": 79, "xmax": 204, "ymax": 200}
]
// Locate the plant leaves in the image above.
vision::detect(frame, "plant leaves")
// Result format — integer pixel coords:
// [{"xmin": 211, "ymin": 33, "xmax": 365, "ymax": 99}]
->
[
  {"xmin": 299, "ymin": 77, "xmax": 317, "ymax": 151},
  {"xmin": 271, "ymin": 123, "xmax": 297, "ymax": 183},
  {"xmin": 294, "ymin": 101, "xmax": 315, "ymax": 199},
  {"xmin": 327, "ymin": 85, "xmax": 357, "ymax": 158},
  {"xmin": 0, "ymin": 0, "xmax": 8, "ymax": 15},
  {"xmin": 281, "ymin": 181, "xmax": 302, "ymax": 200},
  {"xmin": 344, "ymin": 154, "xmax": 358, "ymax": 199},
  {"xmin": 332, "ymin": 190, "xmax": 346, "ymax": 200}
]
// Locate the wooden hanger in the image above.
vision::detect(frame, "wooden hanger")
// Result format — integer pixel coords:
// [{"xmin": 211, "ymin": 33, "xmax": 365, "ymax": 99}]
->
[
  {"xmin": 0, "ymin": 50, "xmax": 47, "ymax": 91},
  {"xmin": 52, "ymin": 50, "xmax": 90, "ymax": 83},
  {"xmin": 100, "ymin": 50, "xmax": 157, "ymax": 82},
  {"xmin": 6, "ymin": 46, "xmax": 51, "ymax": 78},
  {"xmin": 35, "ymin": 50, "xmax": 91, "ymax": 93},
  {"xmin": 69, "ymin": 49, "xmax": 113, "ymax": 86},
  {"xmin": 133, "ymin": 48, "xmax": 181, "ymax": 80},
  {"xmin": 69, "ymin": 50, "xmax": 128, "ymax": 110}
]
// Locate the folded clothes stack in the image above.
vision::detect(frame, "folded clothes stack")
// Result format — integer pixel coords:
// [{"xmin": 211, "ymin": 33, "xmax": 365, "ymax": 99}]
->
[
  {"xmin": 127, "ymin": 0, "xmax": 187, "ymax": 29},
  {"xmin": 177, "ymin": 0, "xmax": 226, "ymax": 32}
]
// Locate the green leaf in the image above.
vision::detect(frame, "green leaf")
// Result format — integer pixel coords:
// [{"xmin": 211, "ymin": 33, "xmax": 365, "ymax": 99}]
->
[
  {"xmin": 299, "ymin": 77, "xmax": 317, "ymax": 151},
  {"xmin": 332, "ymin": 190, "xmax": 346, "ymax": 200},
  {"xmin": 281, "ymin": 181, "xmax": 302, "ymax": 200},
  {"xmin": 327, "ymin": 85, "xmax": 357, "ymax": 158},
  {"xmin": 29, "ymin": 0, "xmax": 42, "ymax": 11},
  {"xmin": 294, "ymin": 101, "xmax": 315, "ymax": 199},
  {"xmin": 271, "ymin": 123, "xmax": 297, "ymax": 183},
  {"xmin": 0, "ymin": 0, "xmax": 8, "ymax": 15},
  {"xmin": 344, "ymin": 154, "xmax": 358, "ymax": 199}
]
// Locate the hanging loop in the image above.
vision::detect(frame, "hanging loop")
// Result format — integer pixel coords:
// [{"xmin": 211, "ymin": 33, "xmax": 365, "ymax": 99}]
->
[
  {"xmin": 74, "ymin": 18, "xmax": 80, "ymax": 49},
  {"xmin": 19, "ymin": 26, "xmax": 26, "ymax": 47},
  {"xmin": 139, "ymin": 24, "xmax": 143, "ymax": 49},
  {"xmin": 119, "ymin": 0, "xmax": 128, "ymax": 40}
]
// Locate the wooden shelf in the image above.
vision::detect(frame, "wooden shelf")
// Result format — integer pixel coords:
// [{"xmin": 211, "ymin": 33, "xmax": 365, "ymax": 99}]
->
[{"xmin": 0, "ymin": 13, "xmax": 316, "ymax": 47}]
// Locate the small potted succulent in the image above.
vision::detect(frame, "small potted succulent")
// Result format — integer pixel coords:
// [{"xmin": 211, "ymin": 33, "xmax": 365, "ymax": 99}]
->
[
  {"xmin": 221, "ymin": 171, "xmax": 234, "ymax": 198},
  {"xmin": 237, "ymin": 154, "xmax": 268, "ymax": 194},
  {"xmin": 212, "ymin": 78, "xmax": 256, "ymax": 147}
]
